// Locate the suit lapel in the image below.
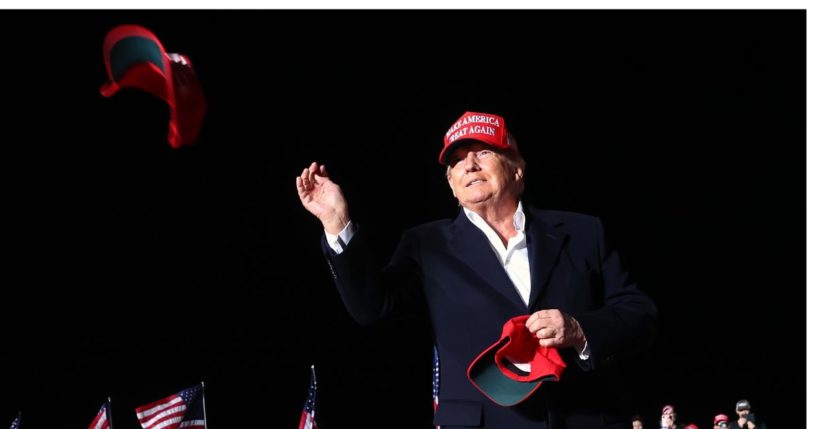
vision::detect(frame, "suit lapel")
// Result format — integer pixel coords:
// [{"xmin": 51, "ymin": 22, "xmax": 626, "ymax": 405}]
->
[
  {"xmin": 448, "ymin": 210, "xmax": 527, "ymax": 311},
  {"xmin": 526, "ymin": 209, "xmax": 566, "ymax": 311}
]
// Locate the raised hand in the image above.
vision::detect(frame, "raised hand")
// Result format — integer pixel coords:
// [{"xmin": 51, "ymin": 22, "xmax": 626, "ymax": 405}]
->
[{"xmin": 296, "ymin": 162, "xmax": 350, "ymax": 234}]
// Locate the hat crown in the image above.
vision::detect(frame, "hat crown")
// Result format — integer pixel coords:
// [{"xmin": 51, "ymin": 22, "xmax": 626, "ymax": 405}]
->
[{"xmin": 439, "ymin": 111, "xmax": 512, "ymax": 165}]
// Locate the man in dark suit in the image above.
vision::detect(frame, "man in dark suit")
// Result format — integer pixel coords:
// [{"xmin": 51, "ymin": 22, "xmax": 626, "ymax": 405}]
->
[{"xmin": 296, "ymin": 111, "xmax": 658, "ymax": 429}]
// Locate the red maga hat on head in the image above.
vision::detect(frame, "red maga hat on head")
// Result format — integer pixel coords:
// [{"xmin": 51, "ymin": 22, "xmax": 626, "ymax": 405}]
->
[
  {"xmin": 100, "ymin": 24, "xmax": 206, "ymax": 148},
  {"xmin": 714, "ymin": 414, "xmax": 729, "ymax": 425},
  {"xmin": 439, "ymin": 111, "xmax": 517, "ymax": 165},
  {"xmin": 467, "ymin": 315, "xmax": 566, "ymax": 407}
]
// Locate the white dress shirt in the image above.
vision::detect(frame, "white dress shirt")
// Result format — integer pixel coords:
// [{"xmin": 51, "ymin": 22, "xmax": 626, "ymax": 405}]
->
[{"xmin": 462, "ymin": 202, "xmax": 531, "ymax": 306}]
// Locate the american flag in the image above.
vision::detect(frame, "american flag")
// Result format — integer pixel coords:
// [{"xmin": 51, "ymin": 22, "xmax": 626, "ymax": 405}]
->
[
  {"xmin": 135, "ymin": 384, "xmax": 205, "ymax": 429},
  {"xmin": 432, "ymin": 345, "xmax": 440, "ymax": 429},
  {"xmin": 8, "ymin": 413, "xmax": 20, "ymax": 429},
  {"xmin": 298, "ymin": 365, "xmax": 318, "ymax": 429},
  {"xmin": 88, "ymin": 400, "xmax": 111, "ymax": 429}
]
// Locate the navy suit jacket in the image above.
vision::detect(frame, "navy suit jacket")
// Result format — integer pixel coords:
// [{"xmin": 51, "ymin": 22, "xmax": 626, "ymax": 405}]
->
[{"xmin": 322, "ymin": 205, "xmax": 657, "ymax": 429}]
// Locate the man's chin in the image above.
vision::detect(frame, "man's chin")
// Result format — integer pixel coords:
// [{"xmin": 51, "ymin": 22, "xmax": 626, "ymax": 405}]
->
[{"xmin": 460, "ymin": 197, "xmax": 492, "ymax": 209}]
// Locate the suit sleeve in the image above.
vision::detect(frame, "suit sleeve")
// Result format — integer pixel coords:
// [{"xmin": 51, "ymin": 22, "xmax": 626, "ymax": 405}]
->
[
  {"xmin": 573, "ymin": 216, "xmax": 658, "ymax": 370},
  {"xmin": 321, "ymin": 227, "xmax": 424, "ymax": 325}
]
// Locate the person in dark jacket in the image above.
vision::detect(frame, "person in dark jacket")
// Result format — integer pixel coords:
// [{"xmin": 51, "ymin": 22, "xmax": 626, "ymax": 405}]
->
[
  {"xmin": 727, "ymin": 399, "xmax": 767, "ymax": 429},
  {"xmin": 296, "ymin": 110, "xmax": 658, "ymax": 429}
]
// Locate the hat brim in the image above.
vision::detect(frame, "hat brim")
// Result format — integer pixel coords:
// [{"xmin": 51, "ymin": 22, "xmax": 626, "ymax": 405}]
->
[
  {"xmin": 438, "ymin": 136, "xmax": 511, "ymax": 165},
  {"xmin": 467, "ymin": 337, "xmax": 543, "ymax": 407},
  {"xmin": 101, "ymin": 25, "xmax": 172, "ymax": 102}
]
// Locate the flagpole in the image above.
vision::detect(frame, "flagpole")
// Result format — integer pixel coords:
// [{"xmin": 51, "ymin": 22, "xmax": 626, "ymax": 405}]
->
[
  {"xmin": 311, "ymin": 364, "xmax": 317, "ymax": 415},
  {"xmin": 201, "ymin": 381, "xmax": 208, "ymax": 429},
  {"xmin": 107, "ymin": 397, "xmax": 115, "ymax": 429}
]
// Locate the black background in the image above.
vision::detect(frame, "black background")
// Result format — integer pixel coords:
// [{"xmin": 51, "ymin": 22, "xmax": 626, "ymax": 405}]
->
[{"xmin": 0, "ymin": 10, "xmax": 803, "ymax": 429}]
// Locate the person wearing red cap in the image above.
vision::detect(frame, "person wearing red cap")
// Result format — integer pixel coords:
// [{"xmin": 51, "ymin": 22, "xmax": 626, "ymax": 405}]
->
[
  {"xmin": 713, "ymin": 413, "xmax": 730, "ymax": 429},
  {"xmin": 296, "ymin": 110, "xmax": 658, "ymax": 429},
  {"xmin": 661, "ymin": 404, "xmax": 682, "ymax": 429}
]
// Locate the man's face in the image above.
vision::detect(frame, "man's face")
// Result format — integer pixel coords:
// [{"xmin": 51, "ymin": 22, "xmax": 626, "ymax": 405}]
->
[
  {"xmin": 446, "ymin": 142, "xmax": 522, "ymax": 210},
  {"xmin": 633, "ymin": 420, "xmax": 644, "ymax": 429},
  {"xmin": 661, "ymin": 411, "xmax": 676, "ymax": 427},
  {"xmin": 737, "ymin": 408, "xmax": 750, "ymax": 419}
]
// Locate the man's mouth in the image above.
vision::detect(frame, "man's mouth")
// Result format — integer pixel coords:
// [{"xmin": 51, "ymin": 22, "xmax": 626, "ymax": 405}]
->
[{"xmin": 467, "ymin": 179, "xmax": 486, "ymax": 187}]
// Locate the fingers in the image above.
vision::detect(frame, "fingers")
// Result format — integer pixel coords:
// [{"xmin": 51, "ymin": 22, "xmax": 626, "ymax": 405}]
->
[
  {"xmin": 295, "ymin": 176, "xmax": 307, "ymax": 198},
  {"xmin": 526, "ymin": 309, "xmax": 569, "ymax": 347},
  {"xmin": 525, "ymin": 309, "xmax": 562, "ymax": 331},
  {"xmin": 537, "ymin": 328, "xmax": 564, "ymax": 348},
  {"xmin": 297, "ymin": 162, "xmax": 330, "ymax": 195},
  {"xmin": 534, "ymin": 326, "xmax": 560, "ymax": 339},
  {"xmin": 529, "ymin": 312, "xmax": 585, "ymax": 349},
  {"xmin": 311, "ymin": 162, "xmax": 330, "ymax": 184},
  {"xmin": 308, "ymin": 161, "xmax": 322, "ymax": 186},
  {"xmin": 298, "ymin": 167, "xmax": 312, "ymax": 193}
]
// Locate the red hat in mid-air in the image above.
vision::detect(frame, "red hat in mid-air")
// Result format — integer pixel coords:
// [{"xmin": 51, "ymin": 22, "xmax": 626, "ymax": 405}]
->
[{"xmin": 100, "ymin": 24, "xmax": 206, "ymax": 148}]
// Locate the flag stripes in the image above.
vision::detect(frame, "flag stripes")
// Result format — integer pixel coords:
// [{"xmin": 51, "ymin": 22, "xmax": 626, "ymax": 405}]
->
[
  {"xmin": 88, "ymin": 402, "xmax": 111, "ymax": 429},
  {"xmin": 135, "ymin": 385, "xmax": 204, "ymax": 429}
]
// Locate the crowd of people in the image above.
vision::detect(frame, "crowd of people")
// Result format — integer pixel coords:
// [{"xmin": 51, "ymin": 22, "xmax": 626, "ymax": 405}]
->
[{"xmin": 631, "ymin": 400, "xmax": 767, "ymax": 429}]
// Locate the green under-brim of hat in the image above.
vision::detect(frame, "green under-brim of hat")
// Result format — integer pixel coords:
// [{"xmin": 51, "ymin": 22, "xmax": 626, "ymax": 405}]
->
[
  {"xmin": 109, "ymin": 36, "xmax": 167, "ymax": 82},
  {"xmin": 467, "ymin": 339, "xmax": 542, "ymax": 407}
]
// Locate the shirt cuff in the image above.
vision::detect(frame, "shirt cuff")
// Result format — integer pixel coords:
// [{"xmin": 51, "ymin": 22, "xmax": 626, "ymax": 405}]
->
[{"xmin": 325, "ymin": 221, "xmax": 355, "ymax": 254}]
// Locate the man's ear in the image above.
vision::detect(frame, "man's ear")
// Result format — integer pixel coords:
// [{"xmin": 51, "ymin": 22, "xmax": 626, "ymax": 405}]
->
[{"xmin": 447, "ymin": 174, "xmax": 457, "ymax": 197}]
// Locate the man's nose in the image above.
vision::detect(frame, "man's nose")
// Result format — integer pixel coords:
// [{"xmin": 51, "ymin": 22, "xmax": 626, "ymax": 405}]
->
[{"xmin": 464, "ymin": 151, "xmax": 480, "ymax": 171}]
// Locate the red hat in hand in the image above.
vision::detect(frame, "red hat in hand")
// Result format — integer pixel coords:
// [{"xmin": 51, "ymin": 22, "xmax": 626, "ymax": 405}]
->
[{"xmin": 467, "ymin": 315, "xmax": 566, "ymax": 407}]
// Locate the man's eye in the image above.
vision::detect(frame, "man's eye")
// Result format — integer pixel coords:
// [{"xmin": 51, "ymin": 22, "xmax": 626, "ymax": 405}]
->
[{"xmin": 478, "ymin": 150, "xmax": 492, "ymax": 158}]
